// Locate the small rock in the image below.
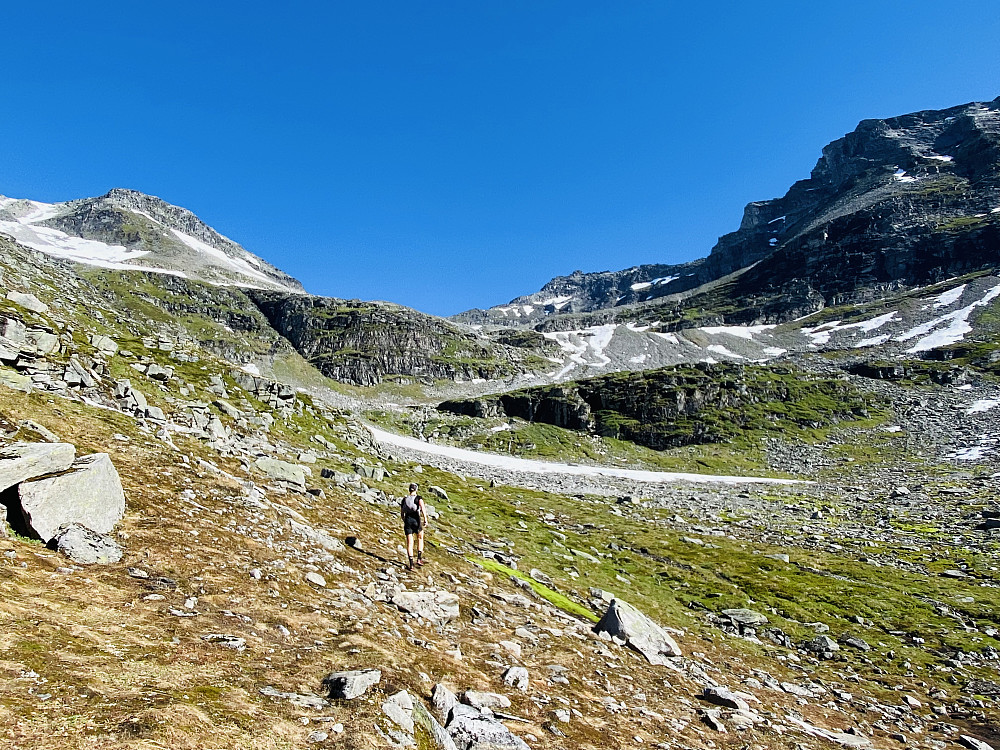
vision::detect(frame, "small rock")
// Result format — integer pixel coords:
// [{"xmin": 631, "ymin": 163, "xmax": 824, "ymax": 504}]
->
[
  {"xmin": 305, "ymin": 572, "xmax": 327, "ymax": 588},
  {"xmin": 53, "ymin": 523, "xmax": 123, "ymax": 565},
  {"xmin": 201, "ymin": 634, "xmax": 246, "ymax": 651},
  {"xmin": 502, "ymin": 666, "xmax": 529, "ymax": 691}
]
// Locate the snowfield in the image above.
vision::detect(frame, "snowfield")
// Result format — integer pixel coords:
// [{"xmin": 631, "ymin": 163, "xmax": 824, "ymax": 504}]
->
[{"xmin": 366, "ymin": 424, "xmax": 803, "ymax": 485}]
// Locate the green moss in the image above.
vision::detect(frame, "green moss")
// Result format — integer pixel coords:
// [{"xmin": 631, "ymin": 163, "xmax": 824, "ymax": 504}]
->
[
  {"xmin": 472, "ymin": 556, "xmax": 599, "ymax": 622},
  {"xmin": 936, "ymin": 215, "xmax": 991, "ymax": 232}
]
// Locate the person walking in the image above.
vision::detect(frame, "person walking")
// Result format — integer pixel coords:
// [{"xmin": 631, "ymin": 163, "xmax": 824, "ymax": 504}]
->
[{"xmin": 400, "ymin": 482, "xmax": 428, "ymax": 570}]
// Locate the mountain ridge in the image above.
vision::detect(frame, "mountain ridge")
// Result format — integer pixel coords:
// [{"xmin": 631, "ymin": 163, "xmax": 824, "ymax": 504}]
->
[{"xmin": 454, "ymin": 95, "xmax": 1000, "ymax": 330}]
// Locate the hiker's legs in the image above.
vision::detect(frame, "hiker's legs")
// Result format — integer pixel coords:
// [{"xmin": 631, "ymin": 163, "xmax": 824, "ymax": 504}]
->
[
  {"xmin": 405, "ymin": 532, "xmax": 414, "ymax": 567},
  {"xmin": 417, "ymin": 530, "xmax": 424, "ymax": 556}
]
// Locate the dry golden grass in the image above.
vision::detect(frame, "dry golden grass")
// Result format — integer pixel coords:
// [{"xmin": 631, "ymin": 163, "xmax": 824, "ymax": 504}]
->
[{"xmin": 0, "ymin": 383, "xmax": 956, "ymax": 750}]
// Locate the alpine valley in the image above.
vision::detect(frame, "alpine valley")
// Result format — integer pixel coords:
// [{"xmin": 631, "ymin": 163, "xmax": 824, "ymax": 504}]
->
[{"xmin": 2, "ymin": 97, "xmax": 1000, "ymax": 750}]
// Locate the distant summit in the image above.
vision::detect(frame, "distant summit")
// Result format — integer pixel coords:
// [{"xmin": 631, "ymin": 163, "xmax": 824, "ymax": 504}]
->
[{"xmin": 0, "ymin": 188, "xmax": 303, "ymax": 293}]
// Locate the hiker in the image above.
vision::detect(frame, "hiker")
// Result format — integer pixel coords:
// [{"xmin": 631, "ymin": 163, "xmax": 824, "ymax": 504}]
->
[{"xmin": 400, "ymin": 482, "xmax": 428, "ymax": 570}]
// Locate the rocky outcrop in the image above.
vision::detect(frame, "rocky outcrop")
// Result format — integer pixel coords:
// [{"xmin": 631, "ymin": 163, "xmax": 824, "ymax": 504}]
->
[
  {"xmin": 439, "ymin": 363, "xmax": 879, "ymax": 450},
  {"xmin": 248, "ymin": 291, "xmax": 544, "ymax": 385}
]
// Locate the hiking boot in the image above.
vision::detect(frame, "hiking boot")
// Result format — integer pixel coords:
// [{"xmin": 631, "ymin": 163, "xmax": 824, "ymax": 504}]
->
[{"xmin": 416, "ymin": 558, "xmax": 426, "ymax": 567}]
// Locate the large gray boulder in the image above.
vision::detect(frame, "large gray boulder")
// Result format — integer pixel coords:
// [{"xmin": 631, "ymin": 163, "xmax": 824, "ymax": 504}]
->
[
  {"xmin": 0, "ymin": 442, "xmax": 76, "ymax": 493},
  {"xmin": 392, "ymin": 590, "xmax": 460, "ymax": 625},
  {"xmin": 594, "ymin": 598, "xmax": 682, "ymax": 664},
  {"xmin": 17, "ymin": 453, "xmax": 126, "ymax": 543},
  {"xmin": 53, "ymin": 523, "xmax": 123, "ymax": 564},
  {"xmin": 446, "ymin": 704, "xmax": 530, "ymax": 750}
]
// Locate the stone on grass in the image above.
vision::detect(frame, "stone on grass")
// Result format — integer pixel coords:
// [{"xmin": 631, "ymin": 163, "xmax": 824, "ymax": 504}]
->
[
  {"xmin": 6, "ymin": 291, "xmax": 47, "ymax": 313},
  {"xmin": 0, "ymin": 442, "xmax": 76, "ymax": 493},
  {"xmin": 89, "ymin": 334, "xmax": 118, "ymax": 356},
  {"xmin": 305, "ymin": 571, "xmax": 327, "ymax": 587},
  {"xmin": 960, "ymin": 735, "xmax": 996, "ymax": 750},
  {"xmin": 323, "ymin": 668, "xmax": 381, "ymax": 700},
  {"xmin": 254, "ymin": 457, "xmax": 308, "ymax": 488},
  {"xmin": 201, "ymin": 634, "xmax": 247, "ymax": 651},
  {"xmin": 703, "ymin": 686, "xmax": 751, "ymax": 712},
  {"xmin": 17, "ymin": 453, "xmax": 125, "ymax": 543},
  {"xmin": 594, "ymin": 598, "xmax": 681, "ymax": 664},
  {"xmin": 53, "ymin": 523, "xmax": 123, "ymax": 564},
  {"xmin": 502, "ymin": 666, "xmax": 529, "ymax": 691},
  {"xmin": 720, "ymin": 608, "xmax": 769, "ymax": 627},
  {"xmin": 392, "ymin": 590, "xmax": 460, "ymax": 625},
  {"xmin": 447, "ymin": 705, "xmax": 530, "ymax": 750}
]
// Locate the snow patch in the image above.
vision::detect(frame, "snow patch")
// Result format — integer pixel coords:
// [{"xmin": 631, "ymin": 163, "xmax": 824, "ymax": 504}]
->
[
  {"xmin": 706, "ymin": 344, "xmax": 743, "ymax": 359},
  {"xmin": 899, "ymin": 284, "xmax": 1000, "ymax": 353},
  {"xmin": 932, "ymin": 284, "xmax": 967, "ymax": 308},
  {"xmin": 966, "ymin": 399, "xmax": 1000, "ymax": 414},
  {"xmin": 365, "ymin": 424, "xmax": 803, "ymax": 485},
  {"xmin": 700, "ymin": 324, "xmax": 776, "ymax": 340}
]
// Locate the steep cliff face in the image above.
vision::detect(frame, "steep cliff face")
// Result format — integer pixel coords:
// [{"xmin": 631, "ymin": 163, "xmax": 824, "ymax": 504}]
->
[
  {"xmin": 248, "ymin": 291, "xmax": 545, "ymax": 386},
  {"xmin": 457, "ymin": 97, "xmax": 1000, "ymax": 330},
  {"xmin": 440, "ymin": 363, "xmax": 880, "ymax": 450}
]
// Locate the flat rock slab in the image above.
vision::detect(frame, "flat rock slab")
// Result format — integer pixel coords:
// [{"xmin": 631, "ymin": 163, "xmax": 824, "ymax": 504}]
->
[
  {"xmin": 6, "ymin": 291, "xmax": 48, "ymax": 313},
  {"xmin": 254, "ymin": 457, "xmax": 308, "ymax": 487},
  {"xmin": 54, "ymin": 523, "xmax": 123, "ymax": 564},
  {"xmin": 392, "ymin": 590, "xmax": 460, "ymax": 625},
  {"xmin": 462, "ymin": 690, "xmax": 511, "ymax": 710},
  {"xmin": 323, "ymin": 668, "xmax": 381, "ymax": 700},
  {"xmin": 447, "ymin": 704, "xmax": 530, "ymax": 750},
  {"xmin": 0, "ymin": 442, "xmax": 76, "ymax": 493},
  {"xmin": 18, "ymin": 453, "xmax": 125, "ymax": 543},
  {"xmin": 594, "ymin": 598, "xmax": 682, "ymax": 664}
]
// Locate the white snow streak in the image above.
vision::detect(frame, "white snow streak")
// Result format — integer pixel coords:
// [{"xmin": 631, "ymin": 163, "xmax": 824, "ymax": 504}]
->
[
  {"xmin": 366, "ymin": 424, "xmax": 802, "ymax": 485},
  {"xmin": 899, "ymin": 284, "xmax": 1000, "ymax": 353},
  {"xmin": 932, "ymin": 284, "xmax": 966, "ymax": 308}
]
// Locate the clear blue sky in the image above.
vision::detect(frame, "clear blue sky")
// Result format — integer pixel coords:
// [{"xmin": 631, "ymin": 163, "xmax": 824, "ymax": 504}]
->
[{"xmin": 2, "ymin": 2, "xmax": 998, "ymax": 315}]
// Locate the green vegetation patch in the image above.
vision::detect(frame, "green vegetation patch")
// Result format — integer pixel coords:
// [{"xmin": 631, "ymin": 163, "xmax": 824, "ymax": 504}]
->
[{"xmin": 472, "ymin": 556, "xmax": 599, "ymax": 622}]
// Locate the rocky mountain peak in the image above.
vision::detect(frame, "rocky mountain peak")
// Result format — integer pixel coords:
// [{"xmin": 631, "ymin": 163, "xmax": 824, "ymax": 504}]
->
[{"xmin": 0, "ymin": 188, "xmax": 305, "ymax": 293}]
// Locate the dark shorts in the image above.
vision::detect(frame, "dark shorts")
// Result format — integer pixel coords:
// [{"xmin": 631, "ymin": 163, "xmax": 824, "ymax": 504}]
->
[{"xmin": 403, "ymin": 514, "xmax": 422, "ymax": 535}]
